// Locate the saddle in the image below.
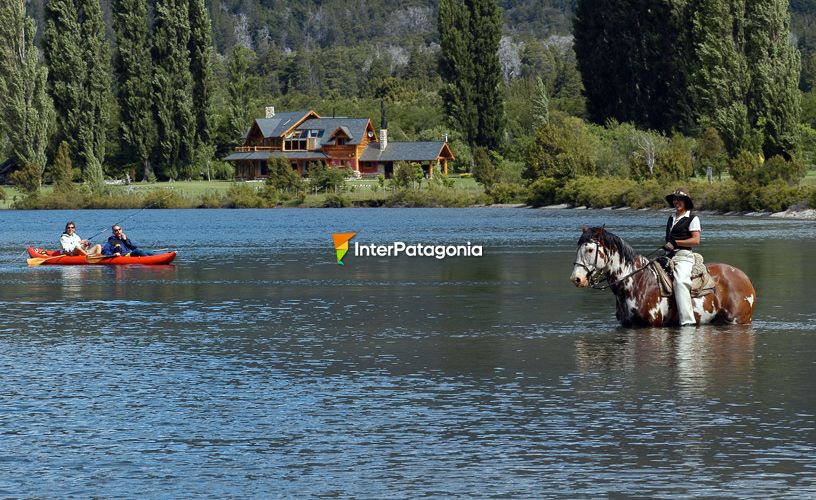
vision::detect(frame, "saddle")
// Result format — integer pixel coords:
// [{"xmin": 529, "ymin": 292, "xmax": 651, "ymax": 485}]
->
[{"xmin": 651, "ymin": 253, "xmax": 717, "ymax": 298}]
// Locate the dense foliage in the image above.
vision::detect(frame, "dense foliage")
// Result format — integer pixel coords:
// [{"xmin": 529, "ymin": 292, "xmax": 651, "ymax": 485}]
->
[{"xmin": 2, "ymin": 0, "xmax": 816, "ymax": 213}]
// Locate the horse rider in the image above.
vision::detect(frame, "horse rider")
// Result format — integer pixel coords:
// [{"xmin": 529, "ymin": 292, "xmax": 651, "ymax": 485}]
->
[{"xmin": 662, "ymin": 187, "xmax": 701, "ymax": 326}]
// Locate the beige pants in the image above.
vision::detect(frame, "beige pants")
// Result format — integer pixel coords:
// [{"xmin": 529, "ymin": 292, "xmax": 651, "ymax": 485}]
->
[{"xmin": 672, "ymin": 250, "xmax": 695, "ymax": 326}]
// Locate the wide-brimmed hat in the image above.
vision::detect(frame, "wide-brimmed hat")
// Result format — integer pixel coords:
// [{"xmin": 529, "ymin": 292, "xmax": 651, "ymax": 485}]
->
[{"xmin": 665, "ymin": 187, "xmax": 694, "ymax": 210}]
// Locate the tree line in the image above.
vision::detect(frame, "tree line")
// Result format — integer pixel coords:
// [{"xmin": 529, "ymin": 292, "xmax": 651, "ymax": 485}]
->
[{"xmin": 0, "ymin": 0, "xmax": 812, "ymax": 210}]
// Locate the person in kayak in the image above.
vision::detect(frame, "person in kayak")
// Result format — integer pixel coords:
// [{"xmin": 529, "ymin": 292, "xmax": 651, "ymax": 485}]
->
[
  {"xmin": 60, "ymin": 221, "xmax": 102, "ymax": 256},
  {"xmin": 102, "ymin": 225, "xmax": 154, "ymax": 257}
]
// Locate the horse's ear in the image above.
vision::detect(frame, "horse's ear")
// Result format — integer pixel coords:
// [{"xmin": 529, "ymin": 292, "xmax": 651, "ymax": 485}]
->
[{"xmin": 582, "ymin": 224, "xmax": 589, "ymax": 233}]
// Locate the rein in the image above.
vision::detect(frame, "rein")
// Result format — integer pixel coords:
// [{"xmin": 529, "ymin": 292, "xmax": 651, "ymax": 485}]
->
[{"xmin": 576, "ymin": 240, "xmax": 664, "ymax": 290}]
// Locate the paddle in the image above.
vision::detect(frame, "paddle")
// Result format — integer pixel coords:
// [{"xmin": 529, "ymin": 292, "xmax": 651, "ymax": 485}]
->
[
  {"xmin": 85, "ymin": 254, "xmax": 119, "ymax": 263},
  {"xmin": 27, "ymin": 254, "xmax": 68, "ymax": 266}
]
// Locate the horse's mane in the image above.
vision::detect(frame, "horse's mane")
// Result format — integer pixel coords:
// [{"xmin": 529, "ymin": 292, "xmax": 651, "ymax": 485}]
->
[{"xmin": 578, "ymin": 227, "xmax": 641, "ymax": 267}]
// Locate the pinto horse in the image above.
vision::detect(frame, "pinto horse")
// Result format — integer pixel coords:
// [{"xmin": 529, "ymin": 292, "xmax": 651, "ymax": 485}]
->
[{"xmin": 570, "ymin": 226, "xmax": 755, "ymax": 326}]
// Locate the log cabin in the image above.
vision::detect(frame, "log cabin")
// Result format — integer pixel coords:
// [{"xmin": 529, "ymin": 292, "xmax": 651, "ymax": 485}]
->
[{"xmin": 224, "ymin": 107, "xmax": 455, "ymax": 179}]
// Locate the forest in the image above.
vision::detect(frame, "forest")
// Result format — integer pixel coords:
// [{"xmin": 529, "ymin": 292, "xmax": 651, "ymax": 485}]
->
[{"xmin": 2, "ymin": 0, "xmax": 816, "ymax": 211}]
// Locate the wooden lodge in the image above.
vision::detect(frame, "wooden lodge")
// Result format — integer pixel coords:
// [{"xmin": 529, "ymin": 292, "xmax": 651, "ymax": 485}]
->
[{"xmin": 224, "ymin": 107, "xmax": 455, "ymax": 179}]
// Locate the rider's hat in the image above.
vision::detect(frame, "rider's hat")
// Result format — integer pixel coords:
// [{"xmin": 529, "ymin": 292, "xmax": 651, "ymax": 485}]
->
[{"xmin": 665, "ymin": 187, "xmax": 694, "ymax": 210}]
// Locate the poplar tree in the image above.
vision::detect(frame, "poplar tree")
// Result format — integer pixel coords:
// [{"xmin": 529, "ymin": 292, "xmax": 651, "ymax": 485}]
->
[
  {"xmin": 0, "ymin": 0, "xmax": 55, "ymax": 189},
  {"xmin": 44, "ymin": 0, "xmax": 111, "ymax": 177},
  {"xmin": 78, "ymin": 0, "xmax": 113, "ymax": 180},
  {"xmin": 114, "ymin": 0, "xmax": 157, "ymax": 180},
  {"xmin": 43, "ymin": 0, "xmax": 83, "ymax": 156},
  {"xmin": 438, "ymin": 0, "xmax": 504, "ymax": 150},
  {"xmin": 153, "ymin": 0, "xmax": 196, "ymax": 179},
  {"xmin": 532, "ymin": 76, "xmax": 549, "ymax": 129},
  {"xmin": 188, "ymin": 0, "xmax": 214, "ymax": 147},
  {"xmin": 226, "ymin": 46, "xmax": 256, "ymax": 142},
  {"xmin": 574, "ymin": 0, "xmax": 687, "ymax": 133},
  {"xmin": 744, "ymin": 0, "xmax": 801, "ymax": 158},
  {"xmin": 686, "ymin": 0, "xmax": 753, "ymax": 154},
  {"xmin": 470, "ymin": 0, "xmax": 505, "ymax": 149}
]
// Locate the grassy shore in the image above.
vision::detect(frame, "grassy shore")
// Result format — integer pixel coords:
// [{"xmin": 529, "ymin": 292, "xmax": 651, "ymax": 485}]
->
[{"xmin": 2, "ymin": 171, "xmax": 815, "ymax": 212}]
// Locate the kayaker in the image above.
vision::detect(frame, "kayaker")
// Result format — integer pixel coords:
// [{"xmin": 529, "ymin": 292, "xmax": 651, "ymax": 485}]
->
[
  {"xmin": 60, "ymin": 221, "xmax": 102, "ymax": 256},
  {"xmin": 102, "ymin": 225, "xmax": 153, "ymax": 257}
]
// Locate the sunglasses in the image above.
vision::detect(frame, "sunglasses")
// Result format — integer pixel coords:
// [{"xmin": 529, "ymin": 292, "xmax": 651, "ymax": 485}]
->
[
  {"xmin": 67, "ymin": 226, "xmax": 75, "ymax": 229},
  {"xmin": 113, "ymin": 228, "xmax": 122, "ymax": 232}
]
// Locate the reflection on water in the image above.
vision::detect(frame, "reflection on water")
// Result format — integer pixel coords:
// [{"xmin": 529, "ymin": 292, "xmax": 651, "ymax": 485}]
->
[
  {"xmin": 576, "ymin": 327, "xmax": 757, "ymax": 397},
  {"xmin": 0, "ymin": 209, "xmax": 814, "ymax": 496}
]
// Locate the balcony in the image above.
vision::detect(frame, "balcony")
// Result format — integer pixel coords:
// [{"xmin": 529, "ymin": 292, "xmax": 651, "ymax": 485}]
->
[{"xmin": 234, "ymin": 145, "xmax": 280, "ymax": 152}]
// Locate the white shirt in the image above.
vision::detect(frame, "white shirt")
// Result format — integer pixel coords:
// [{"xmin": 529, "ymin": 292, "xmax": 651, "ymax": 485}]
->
[
  {"xmin": 671, "ymin": 211, "xmax": 701, "ymax": 232},
  {"xmin": 60, "ymin": 233, "xmax": 83, "ymax": 253}
]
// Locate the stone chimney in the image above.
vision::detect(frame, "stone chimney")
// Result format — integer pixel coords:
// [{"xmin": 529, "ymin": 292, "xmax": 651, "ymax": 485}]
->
[
  {"xmin": 380, "ymin": 100, "xmax": 388, "ymax": 150},
  {"xmin": 265, "ymin": 106, "xmax": 275, "ymax": 119}
]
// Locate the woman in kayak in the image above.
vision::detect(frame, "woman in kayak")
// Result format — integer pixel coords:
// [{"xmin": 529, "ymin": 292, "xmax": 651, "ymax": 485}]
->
[{"xmin": 59, "ymin": 221, "xmax": 102, "ymax": 256}]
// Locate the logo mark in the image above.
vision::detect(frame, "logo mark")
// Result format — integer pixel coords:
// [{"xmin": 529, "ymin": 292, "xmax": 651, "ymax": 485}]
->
[{"xmin": 332, "ymin": 232, "xmax": 357, "ymax": 265}]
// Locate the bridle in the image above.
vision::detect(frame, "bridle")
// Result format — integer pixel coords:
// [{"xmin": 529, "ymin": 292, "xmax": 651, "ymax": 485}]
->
[
  {"xmin": 575, "ymin": 235, "xmax": 665, "ymax": 290},
  {"xmin": 574, "ymin": 238, "xmax": 609, "ymax": 289}
]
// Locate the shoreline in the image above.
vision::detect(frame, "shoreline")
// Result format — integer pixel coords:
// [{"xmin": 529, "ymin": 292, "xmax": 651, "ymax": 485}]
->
[
  {"xmin": 532, "ymin": 203, "xmax": 816, "ymax": 219},
  {"xmin": 3, "ymin": 200, "xmax": 815, "ymax": 219}
]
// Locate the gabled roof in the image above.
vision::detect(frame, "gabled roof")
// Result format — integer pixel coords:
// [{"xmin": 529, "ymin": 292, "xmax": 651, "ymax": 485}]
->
[
  {"xmin": 360, "ymin": 142, "xmax": 455, "ymax": 162},
  {"xmin": 247, "ymin": 110, "xmax": 319, "ymax": 139},
  {"xmin": 224, "ymin": 151, "xmax": 329, "ymax": 161},
  {"xmin": 296, "ymin": 118, "xmax": 372, "ymax": 146},
  {"xmin": 329, "ymin": 126, "xmax": 352, "ymax": 141}
]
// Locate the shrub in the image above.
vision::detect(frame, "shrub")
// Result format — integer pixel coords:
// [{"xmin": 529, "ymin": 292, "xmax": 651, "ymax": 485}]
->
[
  {"xmin": 385, "ymin": 187, "xmax": 486, "ymax": 207},
  {"xmin": 762, "ymin": 155, "xmax": 806, "ymax": 186},
  {"xmin": 526, "ymin": 177, "xmax": 559, "ymax": 207},
  {"xmin": 391, "ymin": 161, "xmax": 424, "ymax": 191},
  {"xmin": 623, "ymin": 179, "xmax": 667, "ymax": 209},
  {"xmin": 472, "ymin": 147, "xmax": 500, "ymax": 190},
  {"xmin": 755, "ymin": 180, "xmax": 803, "ymax": 213},
  {"xmin": 558, "ymin": 176, "xmax": 638, "ymax": 208},
  {"xmin": 690, "ymin": 181, "xmax": 741, "ymax": 211},
  {"xmin": 142, "ymin": 189, "xmax": 188, "ymax": 209},
  {"xmin": 223, "ymin": 183, "xmax": 266, "ymax": 208},
  {"xmin": 488, "ymin": 182, "xmax": 525, "ymax": 204},
  {"xmin": 523, "ymin": 117, "xmax": 600, "ymax": 181},
  {"xmin": 197, "ymin": 190, "xmax": 224, "ymax": 208},
  {"xmin": 324, "ymin": 193, "xmax": 351, "ymax": 207}
]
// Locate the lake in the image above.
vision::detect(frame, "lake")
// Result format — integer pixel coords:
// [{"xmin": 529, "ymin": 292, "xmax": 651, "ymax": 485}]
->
[{"xmin": 0, "ymin": 208, "xmax": 814, "ymax": 497}]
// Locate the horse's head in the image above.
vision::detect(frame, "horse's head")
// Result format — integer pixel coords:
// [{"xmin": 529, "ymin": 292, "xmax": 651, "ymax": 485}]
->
[{"xmin": 571, "ymin": 225, "xmax": 612, "ymax": 287}]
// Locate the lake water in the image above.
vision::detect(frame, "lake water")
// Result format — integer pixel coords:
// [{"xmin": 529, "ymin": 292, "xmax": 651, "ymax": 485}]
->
[{"xmin": 0, "ymin": 208, "xmax": 814, "ymax": 497}]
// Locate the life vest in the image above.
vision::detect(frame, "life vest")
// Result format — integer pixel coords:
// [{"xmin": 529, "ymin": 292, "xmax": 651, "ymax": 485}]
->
[{"xmin": 665, "ymin": 211, "xmax": 698, "ymax": 251}]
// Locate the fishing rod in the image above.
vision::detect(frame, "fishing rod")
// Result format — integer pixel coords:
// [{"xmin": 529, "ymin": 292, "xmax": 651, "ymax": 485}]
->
[{"xmin": 85, "ymin": 190, "xmax": 175, "ymax": 242}]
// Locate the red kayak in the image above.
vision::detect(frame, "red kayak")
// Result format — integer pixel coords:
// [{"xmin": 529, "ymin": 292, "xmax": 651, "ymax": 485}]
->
[{"xmin": 27, "ymin": 247, "xmax": 177, "ymax": 266}]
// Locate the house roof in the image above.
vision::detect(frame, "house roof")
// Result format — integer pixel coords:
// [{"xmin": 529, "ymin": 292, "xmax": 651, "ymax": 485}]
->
[
  {"xmin": 360, "ymin": 142, "xmax": 454, "ymax": 162},
  {"xmin": 296, "ymin": 118, "xmax": 372, "ymax": 145},
  {"xmin": 249, "ymin": 110, "xmax": 316, "ymax": 139},
  {"xmin": 224, "ymin": 151, "xmax": 329, "ymax": 161}
]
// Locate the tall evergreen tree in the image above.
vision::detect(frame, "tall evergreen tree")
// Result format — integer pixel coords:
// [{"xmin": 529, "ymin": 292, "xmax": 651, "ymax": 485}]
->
[
  {"xmin": 0, "ymin": 0, "xmax": 55, "ymax": 188},
  {"xmin": 574, "ymin": 0, "xmax": 688, "ymax": 133},
  {"xmin": 470, "ymin": 0, "xmax": 505, "ymax": 149},
  {"xmin": 78, "ymin": 0, "xmax": 113, "ymax": 180},
  {"xmin": 686, "ymin": 0, "xmax": 753, "ymax": 154},
  {"xmin": 744, "ymin": 0, "xmax": 801, "ymax": 158},
  {"xmin": 532, "ymin": 76, "xmax": 549, "ymax": 129},
  {"xmin": 114, "ymin": 0, "xmax": 157, "ymax": 180},
  {"xmin": 43, "ymin": 0, "xmax": 83, "ymax": 158},
  {"xmin": 438, "ymin": 0, "xmax": 504, "ymax": 150},
  {"xmin": 188, "ymin": 0, "xmax": 214, "ymax": 147},
  {"xmin": 153, "ymin": 0, "xmax": 196, "ymax": 179},
  {"xmin": 44, "ymin": 0, "xmax": 111, "ymax": 175},
  {"xmin": 226, "ymin": 46, "xmax": 256, "ymax": 142}
]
